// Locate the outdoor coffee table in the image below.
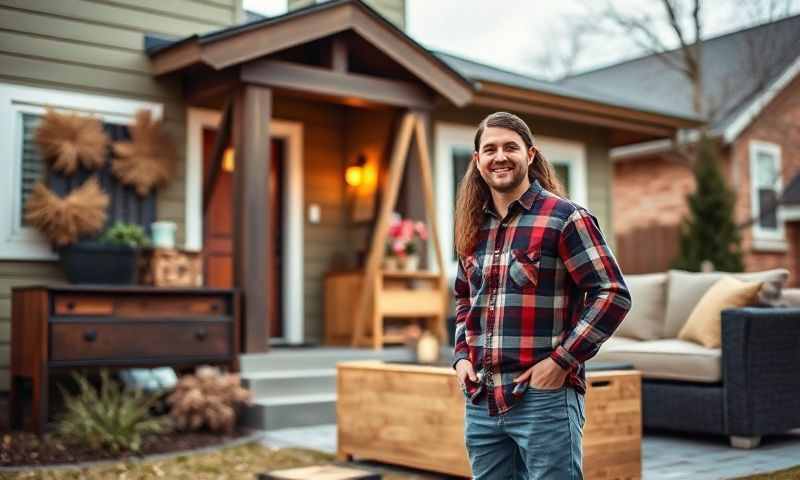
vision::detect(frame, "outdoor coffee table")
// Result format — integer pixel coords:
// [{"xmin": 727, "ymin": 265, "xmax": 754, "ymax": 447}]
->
[{"xmin": 337, "ymin": 360, "xmax": 642, "ymax": 479}]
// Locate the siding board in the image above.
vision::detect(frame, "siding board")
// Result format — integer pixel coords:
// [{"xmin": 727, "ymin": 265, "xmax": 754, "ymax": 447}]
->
[
  {"xmin": 1, "ymin": 0, "xmax": 224, "ymax": 36},
  {"xmin": 0, "ymin": 9, "xmax": 144, "ymax": 51},
  {"xmin": 0, "ymin": 30, "xmax": 152, "ymax": 74},
  {"xmin": 96, "ymin": 0, "xmax": 234, "ymax": 26}
]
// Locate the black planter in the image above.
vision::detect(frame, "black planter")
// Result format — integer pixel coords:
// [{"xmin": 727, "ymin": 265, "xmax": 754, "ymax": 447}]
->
[{"xmin": 58, "ymin": 242, "xmax": 140, "ymax": 285}]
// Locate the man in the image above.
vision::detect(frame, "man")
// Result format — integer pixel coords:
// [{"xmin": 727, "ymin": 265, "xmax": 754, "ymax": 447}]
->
[{"xmin": 452, "ymin": 112, "xmax": 632, "ymax": 479}]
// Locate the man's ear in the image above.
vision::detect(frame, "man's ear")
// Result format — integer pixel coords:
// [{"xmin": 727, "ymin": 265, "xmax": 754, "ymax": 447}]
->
[
  {"xmin": 528, "ymin": 146, "xmax": 536, "ymax": 166},
  {"xmin": 473, "ymin": 151, "xmax": 480, "ymax": 167}
]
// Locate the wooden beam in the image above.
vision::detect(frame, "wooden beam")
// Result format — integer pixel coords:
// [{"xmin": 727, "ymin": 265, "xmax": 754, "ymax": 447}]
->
[
  {"xmin": 412, "ymin": 112, "xmax": 448, "ymax": 343},
  {"xmin": 232, "ymin": 85, "xmax": 273, "ymax": 353},
  {"xmin": 184, "ymin": 69, "xmax": 239, "ymax": 107},
  {"xmin": 151, "ymin": 40, "xmax": 201, "ymax": 76},
  {"xmin": 352, "ymin": 112, "xmax": 416, "ymax": 348},
  {"xmin": 330, "ymin": 37, "xmax": 348, "ymax": 72},
  {"xmin": 242, "ymin": 59, "xmax": 434, "ymax": 109},
  {"xmin": 472, "ymin": 94, "xmax": 675, "ymax": 137},
  {"xmin": 203, "ymin": 99, "xmax": 232, "ymax": 214}
]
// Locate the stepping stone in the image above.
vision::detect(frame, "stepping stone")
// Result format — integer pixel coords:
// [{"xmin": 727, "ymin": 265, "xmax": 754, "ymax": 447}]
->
[{"xmin": 259, "ymin": 464, "xmax": 381, "ymax": 480}]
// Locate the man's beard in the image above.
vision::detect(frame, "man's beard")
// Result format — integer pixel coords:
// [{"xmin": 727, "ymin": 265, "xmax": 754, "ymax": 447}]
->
[{"xmin": 483, "ymin": 163, "xmax": 528, "ymax": 193}]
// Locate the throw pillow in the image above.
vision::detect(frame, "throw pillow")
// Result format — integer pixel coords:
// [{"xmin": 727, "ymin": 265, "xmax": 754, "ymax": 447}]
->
[
  {"xmin": 616, "ymin": 273, "xmax": 667, "ymax": 340},
  {"xmin": 678, "ymin": 276, "xmax": 763, "ymax": 348}
]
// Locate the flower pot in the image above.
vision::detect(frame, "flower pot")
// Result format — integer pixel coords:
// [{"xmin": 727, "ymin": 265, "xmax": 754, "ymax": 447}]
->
[
  {"xmin": 383, "ymin": 256, "xmax": 399, "ymax": 271},
  {"xmin": 151, "ymin": 221, "xmax": 177, "ymax": 249},
  {"xmin": 403, "ymin": 254, "xmax": 420, "ymax": 272},
  {"xmin": 58, "ymin": 242, "xmax": 140, "ymax": 284}
]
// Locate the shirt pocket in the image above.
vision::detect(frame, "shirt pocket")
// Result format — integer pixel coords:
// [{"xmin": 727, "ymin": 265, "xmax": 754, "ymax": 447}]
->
[
  {"xmin": 508, "ymin": 248, "xmax": 541, "ymax": 289},
  {"xmin": 464, "ymin": 254, "xmax": 484, "ymax": 291}
]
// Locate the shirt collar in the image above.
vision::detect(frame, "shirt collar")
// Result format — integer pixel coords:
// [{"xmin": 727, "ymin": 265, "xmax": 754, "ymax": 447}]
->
[{"xmin": 482, "ymin": 179, "xmax": 543, "ymax": 217}]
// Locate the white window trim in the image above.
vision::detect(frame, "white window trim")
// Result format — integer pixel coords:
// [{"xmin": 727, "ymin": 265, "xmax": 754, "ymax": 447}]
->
[
  {"xmin": 748, "ymin": 140, "xmax": 786, "ymax": 251},
  {"xmin": 186, "ymin": 108, "xmax": 305, "ymax": 345},
  {"xmin": 433, "ymin": 121, "xmax": 588, "ymax": 279},
  {"xmin": 0, "ymin": 83, "xmax": 162, "ymax": 261}
]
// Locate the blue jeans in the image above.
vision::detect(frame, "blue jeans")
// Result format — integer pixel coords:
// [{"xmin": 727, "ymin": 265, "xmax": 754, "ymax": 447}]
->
[{"xmin": 464, "ymin": 386, "xmax": 586, "ymax": 480}]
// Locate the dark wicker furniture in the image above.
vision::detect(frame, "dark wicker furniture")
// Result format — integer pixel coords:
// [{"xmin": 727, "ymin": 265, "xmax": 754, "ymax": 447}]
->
[{"xmin": 641, "ymin": 307, "xmax": 800, "ymax": 448}]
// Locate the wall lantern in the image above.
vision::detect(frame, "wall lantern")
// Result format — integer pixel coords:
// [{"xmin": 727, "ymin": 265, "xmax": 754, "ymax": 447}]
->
[
  {"xmin": 345, "ymin": 154, "xmax": 367, "ymax": 187},
  {"xmin": 222, "ymin": 147, "xmax": 235, "ymax": 172}
]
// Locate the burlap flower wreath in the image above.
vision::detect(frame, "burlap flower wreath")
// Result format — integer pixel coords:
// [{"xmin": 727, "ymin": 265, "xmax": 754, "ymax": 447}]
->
[
  {"xmin": 24, "ymin": 177, "xmax": 109, "ymax": 246},
  {"xmin": 112, "ymin": 110, "xmax": 176, "ymax": 196},
  {"xmin": 34, "ymin": 109, "xmax": 109, "ymax": 175}
]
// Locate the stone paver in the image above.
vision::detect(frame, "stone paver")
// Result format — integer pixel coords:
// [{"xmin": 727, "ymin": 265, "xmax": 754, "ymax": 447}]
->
[{"xmin": 261, "ymin": 425, "xmax": 800, "ymax": 479}]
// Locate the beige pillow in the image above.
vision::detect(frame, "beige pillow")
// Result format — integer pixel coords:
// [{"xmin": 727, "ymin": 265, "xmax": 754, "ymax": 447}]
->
[
  {"xmin": 616, "ymin": 273, "xmax": 667, "ymax": 340},
  {"xmin": 677, "ymin": 276, "xmax": 763, "ymax": 348},
  {"xmin": 663, "ymin": 269, "xmax": 789, "ymax": 337}
]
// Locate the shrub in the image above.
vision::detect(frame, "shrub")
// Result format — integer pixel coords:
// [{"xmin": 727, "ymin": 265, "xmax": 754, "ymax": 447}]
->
[
  {"xmin": 99, "ymin": 221, "xmax": 150, "ymax": 248},
  {"xmin": 167, "ymin": 366, "xmax": 251, "ymax": 434},
  {"xmin": 57, "ymin": 370, "xmax": 165, "ymax": 453}
]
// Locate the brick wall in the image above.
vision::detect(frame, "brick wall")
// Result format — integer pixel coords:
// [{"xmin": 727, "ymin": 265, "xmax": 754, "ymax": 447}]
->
[{"xmin": 612, "ymin": 75, "xmax": 800, "ymax": 283}]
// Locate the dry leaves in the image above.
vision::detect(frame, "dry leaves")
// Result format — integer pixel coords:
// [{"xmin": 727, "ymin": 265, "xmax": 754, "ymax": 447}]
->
[
  {"xmin": 24, "ymin": 177, "xmax": 109, "ymax": 246},
  {"xmin": 167, "ymin": 366, "xmax": 252, "ymax": 434},
  {"xmin": 112, "ymin": 110, "xmax": 176, "ymax": 196},
  {"xmin": 35, "ymin": 108, "xmax": 109, "ymax": 175}
]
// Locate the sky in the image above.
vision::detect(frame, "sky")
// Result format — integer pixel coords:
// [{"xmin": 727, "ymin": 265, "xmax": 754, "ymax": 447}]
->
[{"xmin": 243, "ymin": 0, "xmax": 800, "ymax": 80}]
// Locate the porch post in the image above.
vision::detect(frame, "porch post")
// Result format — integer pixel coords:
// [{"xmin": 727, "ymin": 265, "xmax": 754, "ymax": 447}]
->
[{"xmin": 232, "ymin": 84, "xmax": 273, "ymax": 353}]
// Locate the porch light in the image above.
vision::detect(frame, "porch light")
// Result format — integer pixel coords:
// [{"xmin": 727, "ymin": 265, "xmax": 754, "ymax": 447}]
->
[
  {"xmin": 223, "ymin": 147, "xmax": 235, "ymax": 172},
  {"xmin": 345, "ymin": 154, "xmax": 367, "ymax": 187}
]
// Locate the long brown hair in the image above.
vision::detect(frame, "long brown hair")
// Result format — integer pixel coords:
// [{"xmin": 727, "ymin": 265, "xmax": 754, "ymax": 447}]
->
[{"xmin": 454, "ymin": 112, "xmax": 565, "ymax": 257}]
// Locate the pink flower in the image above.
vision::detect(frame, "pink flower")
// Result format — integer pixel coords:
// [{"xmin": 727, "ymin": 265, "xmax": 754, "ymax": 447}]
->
[
  {"xmin": 401, "ymin": 220, "xmax": 414, "ymax": 241},
  {"xmin": 392, "ymin": 239, "xmax": 407, "ymax": 256},
  {"xmin": 414, "ymin": 221, "xmax": 428, "ymax": 241},
  {"xmin": 388, "ymin": 213, "xmax": 402, "ymax": 239}
]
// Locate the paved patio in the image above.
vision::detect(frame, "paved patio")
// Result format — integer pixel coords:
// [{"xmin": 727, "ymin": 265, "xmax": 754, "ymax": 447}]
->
[{"xmin": 261, "ymin": 425, "xmax": 800, "ymax": 479}]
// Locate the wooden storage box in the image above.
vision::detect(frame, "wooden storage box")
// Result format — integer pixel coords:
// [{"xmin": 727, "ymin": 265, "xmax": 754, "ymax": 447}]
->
[
  {"xmin": 337, "ymin": 361, "xmax": 642, "ymax": 480},
  {"xmin": 139, "ymin": 248, "xmax": 203, "ymax": 287}
]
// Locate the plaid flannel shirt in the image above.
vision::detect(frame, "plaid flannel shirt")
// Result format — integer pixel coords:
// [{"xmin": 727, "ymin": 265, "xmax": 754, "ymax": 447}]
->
[{"xmin": 452, "ymin": 179, "xmax": 632, "ymax": 415}]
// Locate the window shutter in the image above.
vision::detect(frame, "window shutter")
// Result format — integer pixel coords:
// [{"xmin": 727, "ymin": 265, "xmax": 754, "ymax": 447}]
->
[{"xmin": 19, "ymin": 113, "xmax": 46, "ymax": 226}]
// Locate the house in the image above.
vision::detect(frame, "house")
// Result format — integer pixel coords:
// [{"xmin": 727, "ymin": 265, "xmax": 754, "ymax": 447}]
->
[
  {"xmin": 563, "ymin": 14, "xmax": 800, "ymax": 282},
  {"xmin": 0, "ymin": 0, "xmax": 699, "ymax": 407}
]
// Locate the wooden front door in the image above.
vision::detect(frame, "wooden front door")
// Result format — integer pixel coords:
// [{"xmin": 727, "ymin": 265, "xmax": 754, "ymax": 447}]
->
[{"xmin": 202, "ymin": 128, "xmax": 284, "ymax": 339}]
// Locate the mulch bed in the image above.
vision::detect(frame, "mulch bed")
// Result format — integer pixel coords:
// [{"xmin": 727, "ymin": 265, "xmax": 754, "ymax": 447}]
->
[{"xmin": 0, "ymin": 429, "xmax": 249, "ymax": 467}]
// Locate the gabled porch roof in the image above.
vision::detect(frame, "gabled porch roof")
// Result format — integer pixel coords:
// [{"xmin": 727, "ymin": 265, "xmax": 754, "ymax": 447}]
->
[{"xmin": 145, "ymin": 0, "xmax": 702, "ymax": 143}]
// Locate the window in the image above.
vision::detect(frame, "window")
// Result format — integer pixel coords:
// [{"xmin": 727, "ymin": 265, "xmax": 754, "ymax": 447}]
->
[
  {"xmin": 0, "ymin": 83, "xmax": 163, "ymax": 260},
  {"xmin": 434, "ymin": 122, "xmax": 587, "ymax": 277},
  {"xmin": 749, "ymin": 141, "xmax": 785, "ymax": 250}
]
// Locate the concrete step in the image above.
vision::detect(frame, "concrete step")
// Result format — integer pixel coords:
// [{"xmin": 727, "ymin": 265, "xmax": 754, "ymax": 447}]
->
[
  {"xmin": 242, "ymin": 393, "xmax": 337, "ymax": 431},
  {"xmin": 241, "ymin": 368, "xmax": 336, "ymax": 398}
]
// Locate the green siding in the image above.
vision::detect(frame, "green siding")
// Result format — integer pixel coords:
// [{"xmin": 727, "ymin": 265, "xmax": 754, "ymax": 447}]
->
[{"xmin": 0, "ymin": 0, "xmax": 241, "ymax": 390}]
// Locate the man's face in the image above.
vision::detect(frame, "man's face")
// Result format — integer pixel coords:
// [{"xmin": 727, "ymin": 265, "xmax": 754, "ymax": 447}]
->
[{"xmin": 474, "ymin": 126, "xmax": 534, "ymax": 193}]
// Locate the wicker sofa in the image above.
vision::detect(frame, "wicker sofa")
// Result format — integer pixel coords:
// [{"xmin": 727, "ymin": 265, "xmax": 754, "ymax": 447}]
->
[{"xmin": 588, "ymin": 269, "xmax": 800, "ymax": 449}]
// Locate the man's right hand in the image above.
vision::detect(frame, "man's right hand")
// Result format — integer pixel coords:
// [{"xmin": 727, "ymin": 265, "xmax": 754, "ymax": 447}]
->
[{"xmin": 455, "ymin": 359, "xmax": 478, "ymax": 390}]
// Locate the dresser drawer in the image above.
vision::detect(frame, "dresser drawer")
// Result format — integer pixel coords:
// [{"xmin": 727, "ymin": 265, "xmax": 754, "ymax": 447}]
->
[
  {"xmin": 53, "ymin": 294, "xmax": 227, "ymax": 318},
  {"xmin": 113, "ymin": 295, "xmax": 227, "ymax": 317},
  {"xmin": 54, "ymin": 295, "xmax": 114, "ymax": 316},
  {"xmin": 50, "ymin": 322, "xmax": 231, "ymax": 362}
]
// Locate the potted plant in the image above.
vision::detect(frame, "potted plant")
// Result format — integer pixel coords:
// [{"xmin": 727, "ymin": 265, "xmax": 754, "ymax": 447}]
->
[
  {"xmin": 59, "ymin": 221, "xmax": 150, "ymax": 284},
  {"xmin": 384, "ymin": 213, "xmax": 428, "ymax": 271}
]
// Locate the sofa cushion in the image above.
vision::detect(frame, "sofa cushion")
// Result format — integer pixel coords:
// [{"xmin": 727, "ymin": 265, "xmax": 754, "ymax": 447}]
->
[
  {"xmin": 777, "ymin": 288, "xmax": 800, "ymax": 307},
  {"xmin": 678, "ymin": 276, "xmax": 762, "ymax": 348},
  {"xmin": 590, "ymin": 338, "xmax": 721, "ymax": 383},
  {"xmin": 663, "ymin": 269, "xmax": 789, "ymax": 338},
  {"xmin": 616, "ymin": 273, "xmax": 667, "ymax": 340}
]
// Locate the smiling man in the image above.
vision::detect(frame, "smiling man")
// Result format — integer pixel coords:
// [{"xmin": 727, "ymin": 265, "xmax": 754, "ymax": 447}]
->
[{"xmin": 452, "ymin": 112, "xmax": 632, "ymax": 479}]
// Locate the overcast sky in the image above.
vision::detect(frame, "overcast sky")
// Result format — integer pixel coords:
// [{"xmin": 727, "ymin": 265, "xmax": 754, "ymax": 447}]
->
[{"xmin": 243, "ymin": 0, "xmax": 800, "ymax": 79}]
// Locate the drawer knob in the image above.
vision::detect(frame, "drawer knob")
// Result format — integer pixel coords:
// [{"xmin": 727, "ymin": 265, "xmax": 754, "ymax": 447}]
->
[
  {"xmin": 194, "ymin": 328, "xmax": 208, "ymax": 341},
  {"xmin": 66, "ymin": 301, "xmax": 76, "ymax": 311},
  {"xmin": 83, "ymin": 330, "xmax": 97, "ymax": 343}
]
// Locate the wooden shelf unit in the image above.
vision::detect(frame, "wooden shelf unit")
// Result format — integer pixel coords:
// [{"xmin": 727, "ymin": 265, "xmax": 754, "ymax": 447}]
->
[{"xmin": 324, "ymin": 269, "xmax": 447, "ymax": 349}]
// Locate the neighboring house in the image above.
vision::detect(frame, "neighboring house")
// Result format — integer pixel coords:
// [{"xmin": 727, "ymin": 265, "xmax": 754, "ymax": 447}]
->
[
  {"xmin": 563, "ymin": 15, "xmax": 800, "ymax": 281},
  {"xmin": 0, "ymin": 0, "xmax": 699, "ymax": 391}
]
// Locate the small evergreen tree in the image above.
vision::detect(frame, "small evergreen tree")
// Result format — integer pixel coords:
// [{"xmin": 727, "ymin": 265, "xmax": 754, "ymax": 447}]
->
[{"xmin": 672, "ymin": 135, "xmax": 744, "ymax": 272}]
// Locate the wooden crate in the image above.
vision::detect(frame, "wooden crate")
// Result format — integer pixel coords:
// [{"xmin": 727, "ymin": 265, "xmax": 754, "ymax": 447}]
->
[
  {"xmin": 337, "ymin": 361, "xmax": 641, "ymax": 480},
  {"xmin": 139, "ymin": 248, "xmax": 203, "ymax": 287}
]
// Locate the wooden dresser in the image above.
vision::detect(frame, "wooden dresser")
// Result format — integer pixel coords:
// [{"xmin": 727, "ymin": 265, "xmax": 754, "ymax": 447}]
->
[{"xmin": 10, "ymin": 285, "xmax": 241, "ymax": 433}]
